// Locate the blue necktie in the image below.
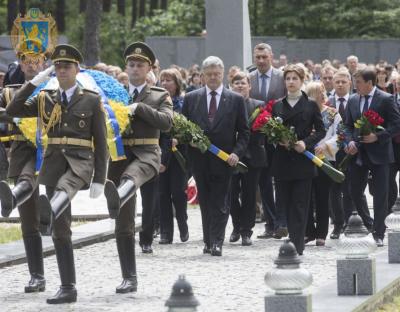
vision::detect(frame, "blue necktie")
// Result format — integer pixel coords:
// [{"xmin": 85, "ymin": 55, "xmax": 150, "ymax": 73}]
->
[
  {"xmin": 260, "ymin": 74, "xmax": 268, "ymax": 99},
  {"xmin": 62, "ymin": 91, "xmax": 68, "ymax": 107},
  {"xmin": 362, "ymin": 95, "xmax": 370, "ymax": 113}
]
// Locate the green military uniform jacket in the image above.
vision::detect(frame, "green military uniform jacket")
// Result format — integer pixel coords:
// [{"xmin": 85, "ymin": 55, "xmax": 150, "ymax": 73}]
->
[
  {"xmin": 6, "ymin": 82, "xmax": 109, "ymax": 188},
  {"xmin": 124, "ymin": 84, "xmax": 173, "ymax": 173},
  {"xmin": 0, "ymin": 84, "xmax": 37, "ymax": 178}
]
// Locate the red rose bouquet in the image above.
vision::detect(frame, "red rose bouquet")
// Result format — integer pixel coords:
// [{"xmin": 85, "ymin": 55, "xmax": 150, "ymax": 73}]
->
[{"xmin": 354, "ymin": 109, "xmax": 384, "ymax": 135}]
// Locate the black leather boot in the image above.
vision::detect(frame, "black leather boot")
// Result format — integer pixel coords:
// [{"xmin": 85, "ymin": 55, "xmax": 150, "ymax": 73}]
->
[
  {"xmin": 104, "ymin": 179, "xmax": 136, "ymax": 219},
  {"xmin": 0, "ymin": 180, "xmax": 33, "ymax": 217},
  {"xmin": 23, "ymin": 235, "xmax": 46, "ymax": 293},
  {"xmin": 38, "ymin": 191, "xmax": 70, "ymax": 224},
  {"xmin": 47, "ymin": 239, "xmax": 77, "ymax": 304},
  {"xmin": 116, "ymin": 235, "xmax": 138, "ymax": 293}
]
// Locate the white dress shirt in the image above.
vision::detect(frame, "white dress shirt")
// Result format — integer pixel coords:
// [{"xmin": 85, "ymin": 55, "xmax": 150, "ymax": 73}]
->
[
  {"xmin": 59, "ymin": 84, "xmax": 78, "ymax": 102},
  {"xmin": 128, "ymin": 82, "xmax": 146, "ymax": 96},
  {"xmin": 206, "ymin": 84, "xmax": 223, "ymax": 113},
  {"xmin": 360, "ymin": 86, "xmax": 376, "ymax": 112},
  {"xmin": 334, "ymin": 93, "xmax": 349, "ymax": 110}
]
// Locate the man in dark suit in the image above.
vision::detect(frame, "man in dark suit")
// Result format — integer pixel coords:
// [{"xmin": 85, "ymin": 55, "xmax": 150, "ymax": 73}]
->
[
  {"xmin": 345, "ymin": 67, "xmax": 400, "ymax": 247},
  {"xmin": 328, "ymin": 68, "xmax": 372, "ymax": 239},
  {"xmin": 182, "ymin": 56, "xmax": 249, "ymax": 256},
  {"xmin": 249, "ymin": 43, "xmax": 286, "ymax": 239},
  {"xmin": 229, "ymin": 71, "xmax": 266, "ymax": 246}
]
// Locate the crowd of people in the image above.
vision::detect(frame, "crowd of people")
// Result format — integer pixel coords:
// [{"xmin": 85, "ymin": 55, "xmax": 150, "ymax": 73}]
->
[{"xmin": 2, "ymin": 39, "xmax": 400, "ymax": 304}]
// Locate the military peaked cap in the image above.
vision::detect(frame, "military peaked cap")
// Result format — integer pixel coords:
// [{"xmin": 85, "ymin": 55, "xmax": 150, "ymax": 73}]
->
[
  {"xmin": 123, "ymin": 42, "xmax": 155, "ymax": 65},
  {"xmin": 51, "ymin": 44, "xmax": 83, "ymax": 64}
]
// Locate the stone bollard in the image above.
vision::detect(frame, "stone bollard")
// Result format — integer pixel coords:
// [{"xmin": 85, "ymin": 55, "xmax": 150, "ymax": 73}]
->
[
  {"xmin": 336, "ymin": 211, "xmax": 377, "ymax": 295},
  {"xmin": 165, "ymin": 275, "xmax": 200, "ymax": 312},
  {"xmin": 264, "ymin": 240, "xmax": 313, "ymax": 312},
  {"xmin": 385, "ymin": 197, "xmax": 400, "ymax": 263}
]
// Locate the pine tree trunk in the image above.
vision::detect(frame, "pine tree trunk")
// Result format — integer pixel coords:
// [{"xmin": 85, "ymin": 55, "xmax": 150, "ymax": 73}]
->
[
  {"xmin": 83, "ymin": 0, "xmax": 102, "ymax": 66},
  {"xmin": 7, "ymin": 0, "xmax": 18, "ymax": 32},
  {"xmin": 149, "ymin": 0, "xmax": 158, "ymax": 16},
  {"xmin": 19, "ymin": 0, "xmax": 26, "ymax": 15},
  {"xmin": 55, "ymin": 0, "xmax": 66, "ymax": 32},
  {"xmin": 103, "ymin": 0, "xmax": 111, "ymax": 12},
  {"xmin": 80, "ymin": 0, "xmax": 87, "ymax": 13},
  {"xmin": 117, "ymin": 0, "xmax": 125, "ymax": 15},
  {"xmin": 160, "ymin": 0, "xmax": 167, "ymax": 10},
  {"xmin": 139, "ymin": 0, "xmax": 145, "ymax": 17},
  {"xmin": 131, "ymin": 0, "xmax": 137, "ymax": 27}
]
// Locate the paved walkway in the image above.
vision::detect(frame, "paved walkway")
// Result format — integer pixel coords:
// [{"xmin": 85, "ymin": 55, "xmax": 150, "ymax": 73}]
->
[{"xmin": 0, "ymin": 200, "xmax": 387, "ymax": 312}]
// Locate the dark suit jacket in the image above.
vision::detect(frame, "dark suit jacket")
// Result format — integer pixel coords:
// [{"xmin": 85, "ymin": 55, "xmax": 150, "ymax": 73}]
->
[
  {"xmin": 6, "ymin": 82, "xmax": 109, "ymax": 187},
  {"xmin": 182, "ymin": 86, "xmax": 250, "ymax": 176},
  {"xmin": 271, "ymin": 92, "xmax": 326, "ymax": 180},
  {"xmin": 344, "ymin": 88, "xmax": 400, "ymax": 165},
  {"xmin": 243, "ymin": 97, "xmax": 267, "ymax": 168}
]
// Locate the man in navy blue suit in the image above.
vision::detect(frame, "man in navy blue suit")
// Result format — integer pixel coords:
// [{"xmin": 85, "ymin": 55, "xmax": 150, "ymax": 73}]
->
[
  {"xmin": 182, "ymin": 56, "xmax": 249, "ymax": 256},
  {"xmin": 345, "ymin": 67, "xmax": 400, "ymax": 247}
]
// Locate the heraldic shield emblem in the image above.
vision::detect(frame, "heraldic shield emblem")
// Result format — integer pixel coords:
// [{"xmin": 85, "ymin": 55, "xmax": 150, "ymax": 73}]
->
[{"xmin": 10, "ymin": 8, "xmax": 58, "ymax": 57}]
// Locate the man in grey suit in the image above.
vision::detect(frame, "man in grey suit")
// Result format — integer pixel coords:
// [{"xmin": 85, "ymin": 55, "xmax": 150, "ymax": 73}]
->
[
  {"xmin": 249, "ymin": 43, "xmax": 286, "ymax": 239},
  {"xmin": 345, "ymin": 67, "xmax": 400, "ymax": 247}
]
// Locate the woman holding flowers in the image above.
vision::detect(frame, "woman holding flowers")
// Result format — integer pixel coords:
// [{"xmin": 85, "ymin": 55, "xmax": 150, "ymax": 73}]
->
[
  {"xmin": 304, "ymin": 81, "xmax": 341, "ymax": 246},
  {"xmin": 271, "ymin": 64, "xmax": 326, "ymax": 255},
  {"xmin": 158, "ymin": 68, "xmax": 189, "ymax": 244}
]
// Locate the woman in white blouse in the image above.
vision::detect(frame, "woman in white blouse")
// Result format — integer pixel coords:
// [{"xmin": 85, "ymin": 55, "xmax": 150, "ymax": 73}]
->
[{"xmin": 304, "ymin": 81, "xmax": 342, "ymax": 246}]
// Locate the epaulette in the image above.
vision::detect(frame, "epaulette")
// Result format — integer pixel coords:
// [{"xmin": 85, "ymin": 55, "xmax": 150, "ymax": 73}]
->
[
  {"xmin": 4, "ymin": 84, "xmax": 22, "ymax": 88},
  {"xmin": 81, "ymin": 88, "xmax": 99, "ymax": 95},
  {"xmin": 150, "ymin": 86, "xmax": 167, "ymax": 92}
]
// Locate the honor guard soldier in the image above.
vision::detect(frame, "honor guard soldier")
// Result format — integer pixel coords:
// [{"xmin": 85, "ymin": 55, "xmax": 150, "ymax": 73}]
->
[
  {"xmin": 104, "ymin": 42, "xmax": 173, "ymax": 293},
  {"xmin": 0, "ymin": 38, "xmax": 47, "ymax": 293},
  {"xmin": 6, "ymin": 44, "xmax": 109, "ymax": 304}
]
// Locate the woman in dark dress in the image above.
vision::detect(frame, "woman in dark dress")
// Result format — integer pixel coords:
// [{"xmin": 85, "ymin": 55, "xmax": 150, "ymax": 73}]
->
[
  {"xmin": 158, "ymin": 68, "xmax": 189, "ymax": 244},
  {"xmin": 271, "ymin": 64, "xmax": 326, "ymax": 255}
]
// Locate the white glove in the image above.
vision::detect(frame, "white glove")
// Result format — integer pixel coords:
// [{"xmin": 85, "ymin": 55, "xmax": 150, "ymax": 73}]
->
[
  {"xmin": 12, "ymin": 117, "xmax": 20, "ymax": 124},
  {"xmin": 31, "ymin": 65, "xmax": 54, "ymax": 86},
  {"xmin": 89, "ymin": 182, "xmax": 104, "ymax": 199},
  {"xmin": 128, "ymin": 103, "xmax": 138, "ymax": 116}
]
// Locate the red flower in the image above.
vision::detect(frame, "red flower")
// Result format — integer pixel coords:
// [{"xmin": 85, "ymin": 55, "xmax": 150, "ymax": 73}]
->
[
  {"xmin": 265, "ymin": 99, "xmax": 276, "ymax": 114},
  {"xmin": 252, "ymin": 108, "xmax": 271, "ymax": 131},
  {"xmin": 363, "ymin": 110, "xmax": 384, "ymax": 127}
]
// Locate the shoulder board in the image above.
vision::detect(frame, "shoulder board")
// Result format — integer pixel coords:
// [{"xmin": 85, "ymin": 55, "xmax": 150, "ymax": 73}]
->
[
  {"xmin": 40, "ymin": 88, "xmax": 57, "ymax": 93},
  {"xmin": 150, "ymin": 86, "xmax": 166, "ymax": 92},
  {"xmin": 81, "ymin": 88, "xmax": 99, "ymax": 95},
  {"xmin": 4, "ymin": 84, "xmax": 22, "ymax": 88}
]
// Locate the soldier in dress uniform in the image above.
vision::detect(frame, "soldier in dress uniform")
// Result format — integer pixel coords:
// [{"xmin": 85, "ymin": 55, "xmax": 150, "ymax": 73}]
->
[
  {"xmin": 0, "ymin": 38, "xmax": 47, "ymax": 293},
  {"xmin": 104, "ymin": 42, "xmax": 173, "ymax": 293},
  {"xmin": 6, "ymin": 44, "xmax": 109, "ymax": 304}
]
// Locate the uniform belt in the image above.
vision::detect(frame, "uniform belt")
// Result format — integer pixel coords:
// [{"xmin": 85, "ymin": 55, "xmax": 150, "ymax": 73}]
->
[
  {"xmin": 47, "ymin": 137, "xmax": 93, "ymax": 148},
  {"xmin": 122, "ymin": 138, "xmax": 159, "ymax": 146},
  {"xmin": 12, "ymin": 135, "xmax": 27, "ymax": 141}
]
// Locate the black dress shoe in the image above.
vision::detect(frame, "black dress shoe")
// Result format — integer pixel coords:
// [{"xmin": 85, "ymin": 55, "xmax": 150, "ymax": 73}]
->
[
  {"xmin": 211, "ymin": 244, "xmax": 222, "ymax": 256},
  {"xmin": 180, "ymin": 231, "xmax": 189, "ymax": 242},
  {"xmin": 203, "ymin": 244, "xmax": 211, "ymax": 254},
  {"xmin": 159, "ymin": 237, "xmax": 172, "ymax": 244},
  {"xmin": 229, "ymin": 230, "xmax": 240, "ymax": 243},
  {"xmin": 141, "ymin": 244, "xmax": 153, "ymax": 254},
  {"xmin": 257, "ymin": 230, "xmax": 274, "ymax": 239},
  {"xmin": 116, "ymin": 278, "xmax": 138, "ymax": 293},
  {"xmin": 25, "ymin": 276, "xmax": 46, "ymax": 293},
  {"xmin": 330, "ymin": 226, "xmax": 342, "ymax": 239},
  {"xmin": 46, "ymin": 286, "xmax": 77, "ymax": 304},
  {"xmin": 374, "ymin": 238, "xmax": 384, "ymax": 247},
  {"xmin": 241, "ymin": 235, "xmax": 252, "ymax": 246}
]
